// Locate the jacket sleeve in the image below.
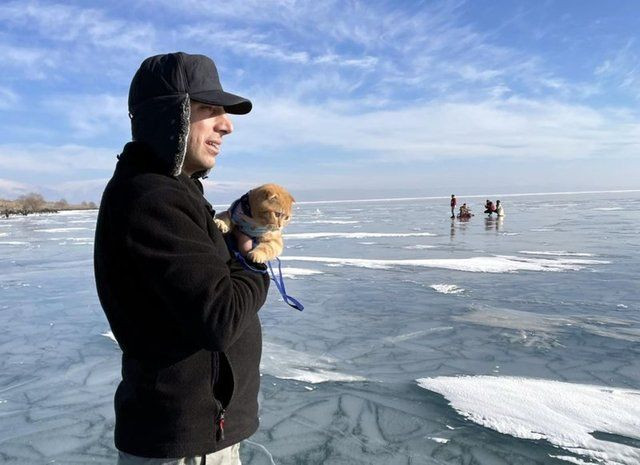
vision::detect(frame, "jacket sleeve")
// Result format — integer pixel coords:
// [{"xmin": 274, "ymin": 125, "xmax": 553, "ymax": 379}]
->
[{"xmin": 124, "ymin": 185, "xmax": 270, "ymax": 352}]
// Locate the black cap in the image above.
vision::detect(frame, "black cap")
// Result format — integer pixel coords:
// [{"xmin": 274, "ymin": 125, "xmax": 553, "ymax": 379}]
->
[{"xmin": 128, "ymin": 52, "xmax": 252, "ymax": 115}]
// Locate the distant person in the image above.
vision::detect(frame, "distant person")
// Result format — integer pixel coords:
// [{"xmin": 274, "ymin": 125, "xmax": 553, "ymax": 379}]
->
[
  {"xmin": 484, "ymin": 200, "xmax": 496, "ymax": 215},
  {"xmin": 94, "ymin": 53, "xmax": 270, "ymax": 464},
  {"xmin": 450, "ymin": 194, "xmax": 457, "ymax": 218},
  {"xmin": 496, "ymin": 200, "xmax": 505, "ymax": 217},
  {"xmin": 458, "ymin": 203, "xmax": 473, "ymax": 219}
]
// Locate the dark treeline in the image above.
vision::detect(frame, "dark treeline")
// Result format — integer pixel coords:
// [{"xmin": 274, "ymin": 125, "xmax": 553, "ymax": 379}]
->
[{"xmin": 1, "ymin": 193, "xmax": 97, "ymax": 218}]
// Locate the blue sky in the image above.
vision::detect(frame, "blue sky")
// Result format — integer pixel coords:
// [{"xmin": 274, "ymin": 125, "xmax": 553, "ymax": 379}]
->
[{"xmin": 1, "ymin": 0, "xmax": 639, "ymax": 203}]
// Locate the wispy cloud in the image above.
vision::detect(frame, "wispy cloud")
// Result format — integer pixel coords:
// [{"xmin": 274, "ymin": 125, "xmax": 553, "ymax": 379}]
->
[
  {"xmin": 46, "ymin": 178, "xmax": 109, "ymax": 203},
  {"xmin": 0, "ymin": 1, "xmax": 156, "ymax": 53},
  {"xmin": 178, "ymin": 26, "xmax": 378, "ymax": 70},
  {"xmin": 0, "ymin": 144, "xmax": 118, "ymax": 175},
  {"xmin": 44, "ymin": 94, "xmax": 129, "ymax": 139},
  {"xmin": 200, "ymin": 179, "xmax": 258, "ymax": 204},
  {"xmin": 0, "ymin": 178, "xmax": 32, "ymax": 199},
  {"xmin": 0, "ymin": 42, "xmax": 59, "ymax": 80},
  {"xmin": 231, "ymin": 96, "xmax": 640, "ymax": 161},
  {"xmin": 0, "ymin": 86, "xmax": 19, "ymax": 109},
  {"xmin": 595, "ymin": 39, "xmax": 640, "ymax": 99}
]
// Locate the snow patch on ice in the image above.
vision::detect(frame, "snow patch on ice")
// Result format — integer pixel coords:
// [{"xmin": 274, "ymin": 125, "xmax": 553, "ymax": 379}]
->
[
  {"xmin": 594, "ymin": 207, "xmax": 623, "ymax": 211},
  {"xmin": 285, "ymin": 232, "xmax": 436, "ymax": 239},
  {"xmin": 280, "ymin": 267, "xmax": 322, "ymax": 278},
  {"xmin": 55, "ymin": 209, "xmax": 97, "ymax": 216},
  {"xmin": 430, "ymin": 284, "xmax": 464, "ymax": 294},
  {"xmin": 34, "ymin": 227, "xmax": 91, "ymax": 233},
  {"xmin": 283, "ymin": 255, "xmax": 608, "ymax": 273},
  {"xmin": 416, "ymin": 376, "xmax": 640, "ymax": 465},
  {"xmin": 427, "ymin": 437, "xmax": 449, "ymax": 444},
  {"xmin": 301, "ymin": 220, "xmax": 359, "ymax": 224},
  {"xmin": 520, "ymin": 250, "xmax": 595, "ymax": 257},
  {"xmin": 548, "ymin": 455, "xmax": 593, "ymax": 465}
]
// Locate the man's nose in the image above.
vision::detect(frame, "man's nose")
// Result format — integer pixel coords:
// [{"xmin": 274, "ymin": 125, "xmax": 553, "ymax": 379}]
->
[{"xmin": 216, "ymin": 114, "xmax": 233, "ymax": 136}]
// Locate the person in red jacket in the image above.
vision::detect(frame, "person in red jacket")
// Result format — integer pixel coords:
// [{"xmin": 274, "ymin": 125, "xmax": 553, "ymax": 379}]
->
[
  {"xmin": 484, "ymin": 200, "xmax": 496, "ymax": 215},
  {"xmin": 450, "ymin": 194, "xmax": 457, "ymax": 218}
]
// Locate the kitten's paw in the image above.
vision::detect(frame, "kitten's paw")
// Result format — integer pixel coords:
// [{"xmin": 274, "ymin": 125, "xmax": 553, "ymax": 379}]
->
[
  {"xmin": 214, "ymin": 218, "xmax": 230, "ymax": 233},
  {"xmin": 248, "ymin": 248, "xmax": 273, "ymax": 264}
]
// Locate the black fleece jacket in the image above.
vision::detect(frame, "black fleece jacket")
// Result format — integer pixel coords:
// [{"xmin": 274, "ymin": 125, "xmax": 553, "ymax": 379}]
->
[{"xmin": 94, "ymin": 142, "xmax": 269, "ymax": 458}]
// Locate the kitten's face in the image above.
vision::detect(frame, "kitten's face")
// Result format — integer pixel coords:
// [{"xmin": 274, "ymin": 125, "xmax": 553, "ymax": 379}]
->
[{"xmin": 248, "ymin": 184, "xmax": 295, "ymax": 231}]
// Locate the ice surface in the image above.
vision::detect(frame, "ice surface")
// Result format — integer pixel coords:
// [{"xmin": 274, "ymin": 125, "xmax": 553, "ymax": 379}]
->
[
  {"xmin": 1, "ymin": 192, "xmax": 639, "ymax": 464},
  {"xmin": 416, "ymin": 376, "xmax": 640, "ymax": 465},
  {"xmin": 261, "ymin": 342, "xmax": 366, "ymax": 383},
  {"xmin": 300, "ymin": 220, "xmax": 360, "ymax": 224},
  {"xmin": 453, "ymin": 306, "xmax": 640, "ymax": 343}
]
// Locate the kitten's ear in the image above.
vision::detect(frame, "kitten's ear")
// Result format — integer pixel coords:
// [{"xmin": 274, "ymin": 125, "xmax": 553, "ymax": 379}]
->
[{"xmin": 260, "ymin": 186, "xmax": 277, "ymax": 200}]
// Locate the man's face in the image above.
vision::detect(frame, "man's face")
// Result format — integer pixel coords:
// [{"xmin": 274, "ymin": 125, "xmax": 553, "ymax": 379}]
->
[{"xmin": 183, "ymin": 101, "xmax": 233, "ymax": 176}]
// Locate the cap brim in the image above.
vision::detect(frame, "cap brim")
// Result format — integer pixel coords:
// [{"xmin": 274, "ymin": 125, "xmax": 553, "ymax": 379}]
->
[{"xmin": 189, "ymin": 90, "xmax": 252, "ymax": 115}]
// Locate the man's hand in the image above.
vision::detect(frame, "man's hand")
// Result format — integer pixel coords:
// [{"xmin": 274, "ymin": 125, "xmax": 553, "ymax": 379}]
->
[{"xmin": 234, "ymin": 229, "xmax": 253, "ymax": 257}]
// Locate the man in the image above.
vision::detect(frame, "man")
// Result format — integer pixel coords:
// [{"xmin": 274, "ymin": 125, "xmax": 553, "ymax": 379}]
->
[
  {"xmin": 94, "ymin": 52, "xmax": 270, "ymax": 464},
  {"xmin": 450, "ymin": 194, "xmax": 457, "ymax": 219}
]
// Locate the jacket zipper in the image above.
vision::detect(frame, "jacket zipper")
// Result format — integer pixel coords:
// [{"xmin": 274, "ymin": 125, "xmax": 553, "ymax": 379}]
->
[{"xmin": 215, "ymin": 403, "xmax": 226, "ymax": 442}]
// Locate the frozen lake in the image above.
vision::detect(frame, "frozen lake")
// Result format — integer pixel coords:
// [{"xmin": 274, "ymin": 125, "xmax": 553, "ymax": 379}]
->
[{"xmin": 0, "ymin": 191, "xmax": 639, "ymax": 464}]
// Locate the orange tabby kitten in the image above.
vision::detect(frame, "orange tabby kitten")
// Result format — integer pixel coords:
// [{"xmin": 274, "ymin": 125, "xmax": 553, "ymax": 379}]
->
[{"xmin": 214, "ymin": 184, "xmax": 295, "ymax": 263}]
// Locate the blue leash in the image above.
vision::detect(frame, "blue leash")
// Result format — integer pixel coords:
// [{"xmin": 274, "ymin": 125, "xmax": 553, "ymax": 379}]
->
[{"xmin": 232, "ymin": 250, "xmax": 304, "ymax": 311}]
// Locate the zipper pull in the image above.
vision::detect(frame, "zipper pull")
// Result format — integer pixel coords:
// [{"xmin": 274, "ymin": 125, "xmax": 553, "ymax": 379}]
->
[{"xmin": 216, "ymin": 409, "xmax": 226, "ymax": 442}]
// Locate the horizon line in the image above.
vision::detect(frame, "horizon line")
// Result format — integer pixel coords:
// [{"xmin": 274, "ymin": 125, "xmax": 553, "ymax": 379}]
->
[{"xmin": 294, "ymin": 189, "xmax": 640, "ymax": 205}]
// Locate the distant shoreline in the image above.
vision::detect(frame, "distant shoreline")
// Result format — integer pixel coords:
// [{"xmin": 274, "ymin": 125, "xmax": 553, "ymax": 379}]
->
[
  {"xmin": 294, "ymin": 189, "xmax": 640, "ymax": 205},
  {"xmin": 1, "ymin": 193, "xmax": 97, "ymax": 218},
  {"xmin": 1, "ymin": 207, "xmax": 97, "ymax": 218}
]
